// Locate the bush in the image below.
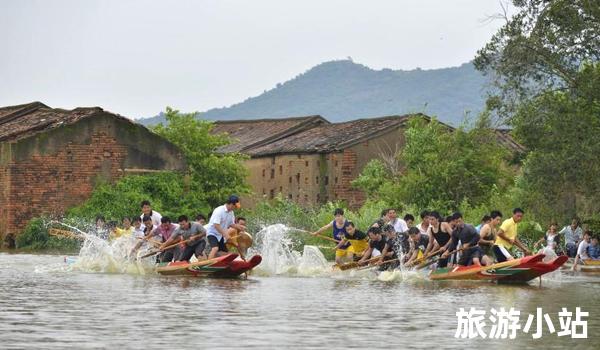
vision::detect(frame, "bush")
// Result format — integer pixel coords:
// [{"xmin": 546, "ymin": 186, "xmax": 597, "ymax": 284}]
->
[
  {"xmin": 66, "ymin": 172, "xmax": 211, "ymax": 223},
  {"xmin": 16, "ymin": 217, "xmax": 80, "ymax": 252}
]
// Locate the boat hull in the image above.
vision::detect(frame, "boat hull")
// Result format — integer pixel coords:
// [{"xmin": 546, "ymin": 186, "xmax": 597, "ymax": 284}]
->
[
  {"xmin": 429, "ymin": 254, "xmax": 568, "ymax": 284},
  {"xmin": 155, "ymin": 253, "xmax": 262, "ymax": 278}
]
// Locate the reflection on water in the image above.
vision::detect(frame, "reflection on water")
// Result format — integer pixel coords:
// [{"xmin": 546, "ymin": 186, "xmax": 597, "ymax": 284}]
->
[{"xmin": 0, "ymin": 223, "xmax": 598, "ymax": 349}]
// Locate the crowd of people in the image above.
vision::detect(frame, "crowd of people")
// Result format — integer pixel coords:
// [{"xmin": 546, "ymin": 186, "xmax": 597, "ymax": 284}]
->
[
  {"xmin": 312, "ymin": 207, "xmax": 600, "ymax": 270},
  {"xmin": 92, "ymin": 196, "xmax": 249, "ymax": 263},
  {"xmin": 91, "ymin": 196, "xmax": 600, "ymax": 270}
]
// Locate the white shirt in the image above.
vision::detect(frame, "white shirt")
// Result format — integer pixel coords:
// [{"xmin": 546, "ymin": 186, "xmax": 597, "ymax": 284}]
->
[
  {"xmin": 140, "ymin": 210, "xmax": 162, "ymax": 229},
  {"xmin": 577, "ymin": 240, "xmax": 590, "ymax": 259},
  {"xmin": 391, "ymin": 218, "xmax": 409, "ymax": 233},
  {"xmin": 417, "ymin": 222, "xmax": 430, "ymax": 235},
  {"xmin": 132, "ymin": 227, "xmax": 145, "ymax": 239},
  {"xmin": 207, "ymin": 205, "xmax": 235, "ymax": 241}
]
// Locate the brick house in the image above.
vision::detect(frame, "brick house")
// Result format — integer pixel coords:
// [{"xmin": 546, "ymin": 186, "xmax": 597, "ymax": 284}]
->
[
  {"xmin": 213, "ymin": 114, "xmax": 428, "ymax": 208},
  {"xmin": 0, "ymin": 102, "xmax": 185, "ymax": 246},
  {"xmin": 213, "ymin": 115, "xmax": 525, "ymax": 209}
]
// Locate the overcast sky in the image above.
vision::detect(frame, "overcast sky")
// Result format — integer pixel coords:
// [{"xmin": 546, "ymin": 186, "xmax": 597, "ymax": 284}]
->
[{"xmin": 0, "ymin": 0, "xmax": 512, "ymax": 119}]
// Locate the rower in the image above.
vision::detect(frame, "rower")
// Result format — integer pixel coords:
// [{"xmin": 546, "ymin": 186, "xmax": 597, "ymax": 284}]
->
[
  {"xmin": 417, "ymin": 210, "xmax": 431, "ymax": 236},
  {"xmin": 380, "ymin": 224, "xmax": 402, "ymax": 268},
  {"xmin": 130, "ymin": 215, "xmax": 161, "ymax": 259},
  {"xmin": 358, "ymin": 226, "xmax": 386, "ymax": 264},
  {"xmin": 572, "ymin": 231, "xmax": 592, "ymax": 270},
  {"xmin": 478, "ymin": 211, "xmax": 502, "ymax": 265},
  {"xmin": 423, "ymin": 211, "xmax": 453, "ymax": 268},
  {"xmin": 475, "ymin": 215, "xmax": 492, "ymax": 234},
  {"xmin": 140, "ymin": 200, "xmax": 162, "ymax": 229},
  {"xmin": 492, "ymin": 208, "xmax": 531, "ymax": 262},
  {"xmin": 339, "ymin": 221, "xmax": 368, "ymax": 262},
  {"xmin": 311, "ymin": 208, "xmax": 351, "ymax": 265},
  {"xmin": 207, "ymin": 195, "xmax": 244, "ymax": 259},
  {"xmin": 161, "ymin": 215, "xmax": 207, "ymax": 262},
  {"xmin": 442, "ymin": 212, "xmax": 483, "ymax": 266},
  {"xmin": 225, "ymin": 217, "xmax": 253, "ymax": 259},
  {"xmin": 111, "ymin": 217, "xmax": 134, "ymax": 239},
  {"xmin": 132, "ymin": 217, "xmax": 144, "ymax": 239},
  {"xmin": 405, "ymin": 226, "xmax": 429, "ymax": 266}
]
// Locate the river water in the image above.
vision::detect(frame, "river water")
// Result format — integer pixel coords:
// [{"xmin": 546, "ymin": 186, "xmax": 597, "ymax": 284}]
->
[{"xmin": 0, "ymin": 225, "xmax": 598, "ymax": 349}]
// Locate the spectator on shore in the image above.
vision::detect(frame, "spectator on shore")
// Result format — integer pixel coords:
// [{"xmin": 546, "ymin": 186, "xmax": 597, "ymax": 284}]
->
[
  {"xmin": 572, "ymin": 231, "xmax": 591, "ymax": 270},
  {"xmin": 140, "ymin": 200, "xmax": 162, "ymax": 229},
  {"xmin": 404, "ymin": 214, "xmax": 415, "ymax": 228},
  {"xmin": 417, "ymin": 210, "xmax": 431, "ymax": 235},
  {"xmin": 534, "ymin": 221, "xmax": 561, "ymax": 254},
  {"xmin": 560, "ymin": 218, "xmax": 582, "ymax": 258},
  {"xmin": 588, "ymin": 236, "xmax": 600, "ymax": 260}
]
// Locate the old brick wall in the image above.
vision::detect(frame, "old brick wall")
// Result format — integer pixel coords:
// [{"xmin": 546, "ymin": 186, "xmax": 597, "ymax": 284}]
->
[
  {"xmin": 1, "ymin": 115, "xmax": 184, "ymax": 245},
  {"xmin": 6, "ymin": 133, "xmax": 128, "ymax": 240},
  {"xmin": 339, "ymin": 127, "xmax": 406, "ymax": 208},
  {"xmin": 240, "ymin": 127, "xmax": 406, "ymax": 210},
  {"xmin": 242, "ymin": 152, "xmax": 344, "ymax": 208}
]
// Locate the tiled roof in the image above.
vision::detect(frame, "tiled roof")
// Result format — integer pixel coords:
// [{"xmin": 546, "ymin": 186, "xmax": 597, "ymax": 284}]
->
[
  {"xmin": 244, "ymin": 114, "xmax": 421, "ymax": 156},
  {"xmin": 212, "ymin": 115, "xmax": 329, "ymax": 153},
  {"xmin": 0, "ymin": 102, "xmax": 135, "ymax": 142},
  {"xmin": 494, "ymin": 128, "xmax": 527, "ymax": 153}
]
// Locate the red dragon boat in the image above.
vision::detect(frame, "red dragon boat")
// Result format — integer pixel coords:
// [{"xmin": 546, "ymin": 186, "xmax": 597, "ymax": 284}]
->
[
  {"xmin": 428, "ymin": 253, "xmax": 568, "ymax": 284},
  {"xmin": 155, "ymin": 253, "xmax": 262, "ymax": 277}
]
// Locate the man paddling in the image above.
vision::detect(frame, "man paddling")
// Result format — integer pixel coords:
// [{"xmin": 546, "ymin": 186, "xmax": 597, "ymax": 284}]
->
[
  {"xmin": 405, "ymin": 226, "xmax": 430, "ymax": 266},
  {"xmin": 311, "ymin": 208, "xmax": 352, "ymax": 264},
  {"xmin": 225, "ymin": 217, "xmax": 253, "ymax": 259},
  {"xmin": 207, "ymin": 195, "xmax": 244, "ymax": 259},
  {"xmin": 492, "ymin": 208, "xmax": 531, "ymax": 262},
  {"xmin": 161, "ymin": 215, "xmax": 207, "ymax": 262},
  {"xmin": 337, "ymin": 221, "xmax": 368, "ymax": 263},
  {"xmin": 442, "ymin": 212, "xmax": 483, "ymax": 266},
  {"xmin": 358, "ymin": 226, "xmax": 387, "ymax": 264}
]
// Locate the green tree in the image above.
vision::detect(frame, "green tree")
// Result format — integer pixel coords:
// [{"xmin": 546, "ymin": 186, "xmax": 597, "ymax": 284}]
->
[
  {"xmin": 353, "ymin": 118, "xmax": 513, "ymax": 211},
  {"xmin": 475, "ymin": 1, "xmax": 600, "ymax": 220},
  {"xmin": 152, "ymin": 107, "xmax": 250, "ymax": 207},
  {"xmin": 474, "ymin": 0, "xmax": 600, "ymax": 122},
  {"xmin": 512, "ymin": 63, "xmax": 600, "ymax": 220}
]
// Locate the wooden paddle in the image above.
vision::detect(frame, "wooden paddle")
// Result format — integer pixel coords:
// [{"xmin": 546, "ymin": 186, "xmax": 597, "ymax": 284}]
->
[
  {"xmin": 405, "ymin": 248, "xmax": 443, "ymax": 268},
  {"xmin": 139, "ymin": 237, "xmax": 188, "ymax": 259},
  {"xmin": 294, "ymin": 228, "xmax": 340, "ymax": 244},
  {"xmin": 356, "ymin": 258, "xmax": 401, "ymax": 271},
  {"xmin": 48, "ymin": 228, "xmax": 85, "ymax": 240},
  {"xmin": 335, "ymin": 256, "xmax": 381, "ymax": 271}
]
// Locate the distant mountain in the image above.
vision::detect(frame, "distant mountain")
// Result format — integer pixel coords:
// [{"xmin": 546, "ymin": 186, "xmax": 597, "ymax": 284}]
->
[{"xmin": 139, "ymin": 60, "xmax": 489, "ymax": 126}]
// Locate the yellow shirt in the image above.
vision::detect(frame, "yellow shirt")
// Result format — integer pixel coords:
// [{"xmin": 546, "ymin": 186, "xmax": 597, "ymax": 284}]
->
[
  {"xmin": 494, "ymin": 218, "xmax": 518, "ymax": 249},
  {"xmin": 112, "ymin": 227, "xmax": 134, "ymax": 239}
]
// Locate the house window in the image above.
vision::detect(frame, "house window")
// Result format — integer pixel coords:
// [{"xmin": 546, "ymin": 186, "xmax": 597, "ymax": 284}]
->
[
  {"xmin": 289, "ymin": 176, "xmax": 292, "ymax": 184},
  {"xmin": 270, "ymin": 189, "xmax": 275, "ymax": 199},
  {"xmin": 316, "ymin": 194, "xmax": 320, "ymax": 202},
  {"xmin": 304, "ymin": 194, "xmax": 308, "ymax": 202},
  {"xmin": 279, "ymin": 165, "xmax": 283, "ymax": 175},
  {"xmin": 304, "ymin": 177, "xmax": 308, "ymax": 184},
  {"xmin": 279, "ymin": 186, "xmax": 283, "ymax": 192},
  {"xmin": 297, "ymin": 155, "xmax": 302, "ymax": 159},
  {"xmin": 296, "ymin": 173, "xmax": 300, "ymax": 183},
  {"xmin": 289, "ymin": 161, "xmax": 292, "ymax": 167},
  {"xmin": 262, "ymin": 188, "xmax": 266, "ymax": 195},
  {"xmin": 335, "ymin": 160, "xmax": 338, "ymax": 167},
  {"xmin": 316, "ymin": 176, "xmax": 319, "ymax": 184},
  {"xmin": 262, "ymin": 169, "xmax": 265, "ymax": 177},
  {"xmin": 325, "ymin": 176, "xmax": 329, "ymax": 185},
  {"xmin": 305, "ymin": 161, "xmax": 309, "ymax": 167},
  {"xmin": 271, "ymin": 157, "xmax": 276, "ymax": 165},
  {"xmin": 317, "ymin": 160, "xmax": 320, "ymax": 167},
  {"xmin": 288, "ymin": 194, "xmax": 293, "ymax": 200},
  {"xmin": 270, "ymin": 169, "xmax": 275, "ymax": 179},
  {"xmin": 335, "ymin": 177, "xmax": 338, "ymax": 184}
]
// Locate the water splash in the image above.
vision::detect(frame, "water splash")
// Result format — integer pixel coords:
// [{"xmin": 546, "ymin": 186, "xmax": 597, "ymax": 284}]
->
[
  {"xmin": 249, "ymin": 224, "xmax": 330, "ymax": 276},
  {"xmin": 39, "ymin": 219, "xmax": 157, "ymax": 275},
  {"xmin": 70, "ymin": 235, "xmax": 155, "ymax": 274}
]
